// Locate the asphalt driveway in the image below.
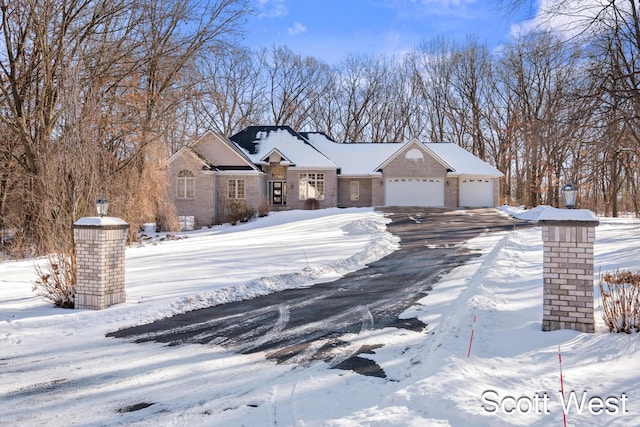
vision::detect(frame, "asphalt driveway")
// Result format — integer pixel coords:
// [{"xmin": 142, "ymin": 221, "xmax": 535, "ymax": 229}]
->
[{"xmin": 107, "ymin": 208, "xmax": 521, "ymax": 378}]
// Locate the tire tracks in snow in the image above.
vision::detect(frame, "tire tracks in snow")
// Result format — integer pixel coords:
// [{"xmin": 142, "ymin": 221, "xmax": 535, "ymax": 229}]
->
[{"xmin": 270, "ymin": 305, "xmax": 373, "ymax": 427}]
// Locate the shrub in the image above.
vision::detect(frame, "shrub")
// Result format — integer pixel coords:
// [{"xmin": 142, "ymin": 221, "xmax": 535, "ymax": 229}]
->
[
  {"xmin": 228, "ymin": 199, "xmax": 255, "ymax": 224},
  {"xmin": 598, "ymin": 270, "xmax": 640, "ymax": 333},
  {"xmin": 303, "ymin": 198, "xmax": 320, "ymax": 210},
  {"xmin": 257, "ymin": 197, "xmax": 271, "ymax": 217},
  {"xmin": 33, "ymin": 253, "xmax": 76, "ymax": 308}
]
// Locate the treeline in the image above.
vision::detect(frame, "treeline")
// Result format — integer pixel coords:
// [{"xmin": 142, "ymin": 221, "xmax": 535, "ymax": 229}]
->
[
  {"xmin": 1, "ymin": 0, "xmax": 640, "ymax": 256},
  {"xmin": 0, "ymin": 0, "xmax": 250, "ymax": 255}
]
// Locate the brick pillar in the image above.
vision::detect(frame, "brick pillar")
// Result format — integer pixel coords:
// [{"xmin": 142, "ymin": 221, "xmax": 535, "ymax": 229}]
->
[
  {"xmin": 540, "ymin": 214, "xmax": 599, "ymax": 333},
  {"xmin": 73, "ymin": 217, "xmax": 129, "ymax": 310}
]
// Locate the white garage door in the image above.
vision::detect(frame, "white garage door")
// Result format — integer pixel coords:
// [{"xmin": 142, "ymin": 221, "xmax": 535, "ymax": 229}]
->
[
  {"xmin": 385, "ymin": 178, "xmax": 444, "ymax": 207},
  {"xmin": 460, "ymin": 178, "xmax": 493, "ymax": 207}
]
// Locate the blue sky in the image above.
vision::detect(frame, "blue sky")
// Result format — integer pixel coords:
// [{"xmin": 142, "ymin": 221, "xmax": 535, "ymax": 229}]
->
[{"xmin": 241, "ymin": 0, "xmax": 538, "ymax": 63}]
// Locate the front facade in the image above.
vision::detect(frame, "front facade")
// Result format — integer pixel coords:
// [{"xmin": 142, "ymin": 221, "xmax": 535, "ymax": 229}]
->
[{"xmin": 167, "ymin": 126, "xmax": 503, "ymax": 229}]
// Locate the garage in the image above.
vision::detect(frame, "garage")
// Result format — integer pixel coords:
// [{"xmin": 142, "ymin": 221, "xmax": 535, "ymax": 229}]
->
[
  {"xmin": 459, "ymin": 178, "xmax": 493, "ymax": 207},
  {"xmin": 385, "ymin": 177, "xmax": 444, "ymax": 207}
]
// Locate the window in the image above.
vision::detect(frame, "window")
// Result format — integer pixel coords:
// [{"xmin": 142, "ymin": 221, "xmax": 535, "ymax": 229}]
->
[
  {"xmin": 271, "ymin": 163, "xmax": 286, "ymax": 179},
  {"xmin": 350, "ymin": 181, "xmax": 360, "ymax": 201},
  {"xmin": 176, "ymin": 170, "xmax": 195, "ymax": 199},
  {"xmin": 228, "ymin": 179, "xmax": 245, "ymax": 199},
  {"xmin": 178, "ymin": 216, "xmax": 194, "ymax": 231},
  {"xmin": 299, "ymin": 173, "xmax": 325, "ymax": 200}
]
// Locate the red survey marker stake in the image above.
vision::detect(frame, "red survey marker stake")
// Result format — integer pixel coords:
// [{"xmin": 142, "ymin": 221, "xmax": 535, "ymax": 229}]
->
[
  {"xmin": 559, "ymin": 344, "xmax": 567, "ymax": 427},
  {"xmin": 467, "ymin": 314, "xmax": 476, "ymax": 358}
]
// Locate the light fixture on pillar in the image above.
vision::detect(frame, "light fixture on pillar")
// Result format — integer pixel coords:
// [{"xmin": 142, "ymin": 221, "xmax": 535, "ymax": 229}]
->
[
  {"xmin": 96, "ymin": 197, "xmax": 109, "ymax": 217},
  {"xmin": 561, "ymin": 183, "xmax": 578, "ymax": 209}
]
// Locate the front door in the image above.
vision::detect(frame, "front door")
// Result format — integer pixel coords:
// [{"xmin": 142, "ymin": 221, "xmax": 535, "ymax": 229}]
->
[{"xmin": 269, "ymin": 181, "xmax": 286, "ymax": 205}]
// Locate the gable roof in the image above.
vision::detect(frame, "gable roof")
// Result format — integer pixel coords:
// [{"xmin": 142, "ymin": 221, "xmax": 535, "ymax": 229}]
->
[
  {"xmin": 230, "ymin": 126, "xmax": 338, "ymax": 169},
  {"xmin": 304, "ymin": 132, "xmax": 503, "ymax": 177},
  {"xmin": 168, "ymin": 130, "xmax": 262, "ymax": 173},
  {"xmin": 172, "ymin": 127, "xmax": 503, "ymax": 178},
  {"xmin": 166, "ymin": 146, "xmax": 212, "ymax": 170},
  {"xmin": 375, "ymin": 138, "xmax": 455, "ymax": 173},
  {"xmin": 426, "ymin": 143, "xmax": 503, "ymax": 177},
  {"xmin": 305, "ymin": 133, "xmax": 401, "ymax": 175}
]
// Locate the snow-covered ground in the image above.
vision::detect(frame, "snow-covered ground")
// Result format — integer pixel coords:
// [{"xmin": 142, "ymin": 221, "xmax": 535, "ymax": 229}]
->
[{"xmin": 1, "ymin": 206, "xmax": 638, "ymax": 426}]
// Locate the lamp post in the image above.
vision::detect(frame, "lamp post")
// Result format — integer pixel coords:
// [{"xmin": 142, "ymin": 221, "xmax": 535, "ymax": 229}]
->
[
  {"xmin": 95, "ymin": 197, "xmax": 109, "ymax": 217},
  {"xmin": 561, "ymin": 183, "xmax": 578, "ymax": 209}
]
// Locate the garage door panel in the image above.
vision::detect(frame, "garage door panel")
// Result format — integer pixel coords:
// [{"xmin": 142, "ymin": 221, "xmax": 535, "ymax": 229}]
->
[
  {"xmin": 460, "ymin": 178, "xmax": 493, "ymax": 207},
  {"xmin": 385, "ymin": 178, "xmax": 444, "ymax": 207}
]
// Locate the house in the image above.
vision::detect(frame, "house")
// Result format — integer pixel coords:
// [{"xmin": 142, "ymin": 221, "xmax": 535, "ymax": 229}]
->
[{"xmin": 166, "ymin": 126, "xmax": 503, "ymax": 229}]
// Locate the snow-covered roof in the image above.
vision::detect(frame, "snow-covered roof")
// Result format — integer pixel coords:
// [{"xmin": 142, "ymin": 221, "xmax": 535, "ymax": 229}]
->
[
  {"xmin": 305, "ymin": 133, "xmax": 503, "ymax": 177},
  {"xmin": 231, "ymin": 127, "xmax": 338, "ymax": 169},
  {"xmin": 305, "ymin": 133, "xmax": 401, "ymax": 175},
  {"xmin": 425, "ymin": 143, "xmax": 502, "ymax": 177}
]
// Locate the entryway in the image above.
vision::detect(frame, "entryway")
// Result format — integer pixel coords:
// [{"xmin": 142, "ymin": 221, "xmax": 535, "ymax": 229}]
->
[{"xmin": 269, "ymin": 181, "xmax": 286, "ymax": 206}]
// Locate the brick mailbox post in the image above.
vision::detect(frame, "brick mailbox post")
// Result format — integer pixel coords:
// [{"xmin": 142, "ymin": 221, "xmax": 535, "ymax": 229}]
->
[
  {"xmin": 73, "ymin": 216, "xmax": 129, "ymax": 310},
  {"xmin": 538, "ymin": 208, "xmax": 599, "ymax": 333}
]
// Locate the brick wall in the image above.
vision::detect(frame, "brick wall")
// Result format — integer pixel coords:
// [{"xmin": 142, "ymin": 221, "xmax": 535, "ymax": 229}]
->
[
  {"xmin": 337, "ymin": 177, "xmax": 373, "ymax": 207},
  {"xmin": 168, "ymin": 153, "xmax": 215, "ymax": 227},
  {"xmin": 382, "ymin": 147, "xmax": 448, "ymax": 177},
  {"xmin": 445, "ymin": 178, "xmax": 459, "ymax": 209},
  {"xmin": 216, "ymin": 173, "xmax": 264, "ymax": 222},
  {"xmin": 541, "ymin": 221, "xmax": 597, "ymax": 333},
  {"xmin": 74, "ymin": 223, "xmax": 129, "ymax": 310},
  {"xmin": 286, "ymin": 169, "xmax": 338, "ymax": 210}
]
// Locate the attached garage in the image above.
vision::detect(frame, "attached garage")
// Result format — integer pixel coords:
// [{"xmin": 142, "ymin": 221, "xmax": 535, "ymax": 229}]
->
[
  {"xmin": 385, "ymin": 177, "xmax": 444, "ymax": 207},
  {"xmin": 459, "ymin": 178, "xmax": 494, "ymax": 207}
]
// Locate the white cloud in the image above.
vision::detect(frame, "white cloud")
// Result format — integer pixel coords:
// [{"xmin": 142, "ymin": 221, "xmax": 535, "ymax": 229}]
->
[
  {"xmin": 257, "ymin": 0, "xmax": 287, "ymax": 18},
  {"xmin": 509, "ymin": 0, "xmax": 622, "ymax": 41},
  {"xmin": 288, "ymin": 22, "xmax": 307, "ymax": 36}
]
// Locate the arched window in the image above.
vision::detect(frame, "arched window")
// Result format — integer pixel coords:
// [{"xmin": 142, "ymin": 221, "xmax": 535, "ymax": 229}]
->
[
  {"xmin": 405, "ymin": 148, "xmax": 424, "ymax": 161},
  {"xmin": 176, "ymin": 170, "xmax": 195, "ymax": 199}
]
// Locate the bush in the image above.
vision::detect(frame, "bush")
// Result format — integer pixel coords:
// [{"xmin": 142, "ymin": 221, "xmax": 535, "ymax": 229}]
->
[
  {"xmin": 33, "ymin": 253, "xmax": 76, "ymax": 308},
  {"xmin": 303, "ymin": 198, "xmax": 320, "ymax": 210},
  {"xmin": 228, "ymin": 199, "xmax": 255, "ymax": 225},
  {"xmin": 257, "ymin": 197, "xmax": 271, "ymax": 217},
  {"xmin": 598, "ymin": 270, "xmax": 640, "ymax": 333}
]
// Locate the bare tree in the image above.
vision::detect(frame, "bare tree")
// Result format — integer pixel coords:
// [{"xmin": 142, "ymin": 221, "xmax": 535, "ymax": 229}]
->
[
  {"xmin": 412, "ymin": 38, "xmax": 458, "ymax": 143},
  {"xmin": 498, "ymin": 0, "xmax": 640, "ymax": 214},
  {"xmin": 193, "ymin": 47, "xmax": 264, "ymax": 137},
  {"xmin": 0, "ymin": 0, "xmax": 250, "ymax": 255},
  {"xmin": 498, "ymin": 31, "xmax": 586, "ymax": 207},
  {"xmin": 333, "ymin": 54, "xmax": 390, "ymax": 142},
  {"xmin": 259, "ymin": 45, "xmax": 332, "ymax": 130}
]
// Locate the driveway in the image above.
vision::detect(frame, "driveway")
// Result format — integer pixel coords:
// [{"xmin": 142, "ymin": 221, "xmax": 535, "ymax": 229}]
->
[{"xmin": 107, "ymin": 208, "xmax": 521, "ymax": 378}]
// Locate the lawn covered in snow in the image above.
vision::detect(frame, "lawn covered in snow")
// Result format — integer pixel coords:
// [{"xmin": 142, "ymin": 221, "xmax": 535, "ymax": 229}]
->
[{"xmin": 1, "ymin": 206, "xmax": 639, "ymax": 426}]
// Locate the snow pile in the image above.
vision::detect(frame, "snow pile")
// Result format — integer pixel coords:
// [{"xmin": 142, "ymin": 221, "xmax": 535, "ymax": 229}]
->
[
  {"xmin": 0, "ymin": 208, "xmax": 398, "ymax": 327},
  {"xmin": 500, "ymin": 204, "xmax": 599, "ymax": 223}
]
